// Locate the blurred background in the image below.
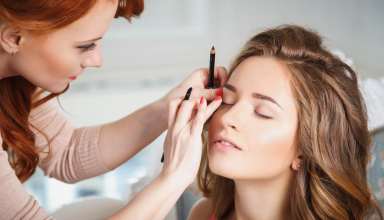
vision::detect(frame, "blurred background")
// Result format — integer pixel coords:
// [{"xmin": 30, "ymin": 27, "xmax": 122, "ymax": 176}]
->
[{"xmin": 25, "ymin": 0, "xmax": 384, "ymax": 219}]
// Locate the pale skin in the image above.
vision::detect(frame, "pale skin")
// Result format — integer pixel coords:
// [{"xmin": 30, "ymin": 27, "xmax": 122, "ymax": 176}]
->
[
  {"xmin": 0, "ymin": 0, "xmax": 227, "ymax": 219},
  {"xmin": 188, "ymin": 57, "xmax": 302, "ymax": 220}
]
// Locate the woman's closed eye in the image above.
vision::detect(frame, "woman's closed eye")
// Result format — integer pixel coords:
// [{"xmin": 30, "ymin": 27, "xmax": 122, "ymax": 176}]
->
[
  {"xmin": 254, "ymin": 110, "xmax": 273, "ymax": 119},
  {"xmin": 77, "ymin": 43, "xmax": 97, "ymax": 52},
  {"xmin": 221, "ymin": 100, "xmax": 273, "ymax": 119},
  {"xmin": 255, "ymin": 106, "xmax": 273, "ymax": 119}
]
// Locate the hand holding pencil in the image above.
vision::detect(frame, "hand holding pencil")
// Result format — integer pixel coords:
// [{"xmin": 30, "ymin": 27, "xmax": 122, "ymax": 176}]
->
[
  {"xmin": 160, "ymin": 91, "xmax": 222, "ymax": 183},
  {"xmin": 160, "ymin": 45, "xmax": 228, "ymax": 163}
]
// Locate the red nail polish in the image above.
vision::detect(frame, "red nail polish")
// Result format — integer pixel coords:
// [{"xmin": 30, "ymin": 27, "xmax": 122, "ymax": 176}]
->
[
  {"xmin": 200, "ymin": 96, "xmax": 204, "ymax": 105},
  {"xmin": 215, "ymin": 88, "xmax": 223, "ymax": 97}
]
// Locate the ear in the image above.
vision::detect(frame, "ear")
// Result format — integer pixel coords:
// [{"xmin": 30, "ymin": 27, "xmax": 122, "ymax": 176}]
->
[
  {"xmin": 0, "ymin": 23, "xmax": 24, "ymax": 55},
  {"xmin": 291, "ymin": 155, "xmax": 302, "ymax": 171}
]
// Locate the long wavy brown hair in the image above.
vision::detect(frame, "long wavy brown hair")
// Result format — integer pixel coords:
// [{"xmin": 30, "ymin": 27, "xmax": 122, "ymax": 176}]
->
[
  {"xmin": 0, "ymin": 0, "xmax": 144, "ymax": 183},
  {"xmin": 197, "ymin": 25, "xmax": 383, "ymax": 220}
]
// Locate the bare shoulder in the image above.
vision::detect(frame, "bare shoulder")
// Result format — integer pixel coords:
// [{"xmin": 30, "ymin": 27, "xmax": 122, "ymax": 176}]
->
[{"xmin": 187, "ymin": 198, "xmax": 214, "ymax": 220}]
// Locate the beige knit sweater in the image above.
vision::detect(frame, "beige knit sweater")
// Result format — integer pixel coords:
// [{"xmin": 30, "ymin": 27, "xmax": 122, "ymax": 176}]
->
[{"xmin": 0, "ymin": 99, "xmax": 110, "ymax": 219}]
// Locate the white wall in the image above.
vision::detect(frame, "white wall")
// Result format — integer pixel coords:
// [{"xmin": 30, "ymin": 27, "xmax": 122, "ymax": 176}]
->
[
  {"xmin": 208, "ymin": 0, "xmax": 384, "ymax": 78},
  {"xmin": 72, "ymin": 0, "xmax": 383, "ymax": 92}
]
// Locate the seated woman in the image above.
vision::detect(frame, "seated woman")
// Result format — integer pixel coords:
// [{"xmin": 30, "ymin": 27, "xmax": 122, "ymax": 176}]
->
[{"xmin": 188, "ymin": 25, "xmax": 383, "ymax": 220}]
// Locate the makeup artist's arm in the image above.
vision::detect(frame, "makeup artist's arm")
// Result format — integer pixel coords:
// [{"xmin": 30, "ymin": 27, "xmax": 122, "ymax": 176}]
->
[{"xmin": 98, "ymin": 67, "xmax": 228, "ymax": 170}]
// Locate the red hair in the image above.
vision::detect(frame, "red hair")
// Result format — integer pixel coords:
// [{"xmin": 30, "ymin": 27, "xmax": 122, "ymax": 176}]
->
[{"xmin": 0, "ymin": 0, "xmax": 144, "ymax": 182}]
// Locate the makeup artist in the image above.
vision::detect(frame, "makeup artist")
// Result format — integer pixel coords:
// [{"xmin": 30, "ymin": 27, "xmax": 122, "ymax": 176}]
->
[{"xmin": 0, "ymin": 0, "xmax": 226, "ymax": 219}]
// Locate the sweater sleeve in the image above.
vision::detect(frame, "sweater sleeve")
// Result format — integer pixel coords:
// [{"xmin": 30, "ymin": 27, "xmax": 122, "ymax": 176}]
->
[
  {"xmin": 0, "ymin": 139, "xmax": 53, "ymax": 219},
  {"xmin": 0, "ymin": 97, "xmax": 112, "ymax": 219},
  {"xmin": 30, "ymin": 98, "xmax": 111, "ymax": 183}
]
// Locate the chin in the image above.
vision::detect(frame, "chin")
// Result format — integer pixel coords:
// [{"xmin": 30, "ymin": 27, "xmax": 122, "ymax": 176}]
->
[
  {"xmin": 43, "ymin": 82, "xmax": 69, "ymax": 94},
  {"xmin": 40, "ymin": 85, "xmax": 68, "ymax": 94},
  {"xmin": 208, "ymin": 155, "xmax": 286, "ymax": 181},
  {"xmin": 208, "ymin": 156, "xmax": 243, "ymax": 179}
]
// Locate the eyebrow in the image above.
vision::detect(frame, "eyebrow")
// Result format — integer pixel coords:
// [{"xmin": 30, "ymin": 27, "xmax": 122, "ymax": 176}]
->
[
  {"xmin": 224, "ymin": 83, "xmax": 283, "ymax": 110},
  {"xmin": 76, "ymin": 37, "xmax": 103, "ymax": 44}
]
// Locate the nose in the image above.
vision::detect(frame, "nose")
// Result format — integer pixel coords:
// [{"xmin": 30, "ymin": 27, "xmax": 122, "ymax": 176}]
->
[
  {"xmin": 81, "ymin": 50, "xmax": 102, "ymax": 68},
  {"xmin": 219, "ymin": 102, "xmax": 244, "ymax": 131}
]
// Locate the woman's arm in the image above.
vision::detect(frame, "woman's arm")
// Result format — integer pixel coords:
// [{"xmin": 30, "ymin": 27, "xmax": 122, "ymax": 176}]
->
[
  {"xmin": 0, "ymin": 146, "xmax": 53, "ymax": 219},
  {"xmin": 108, "ymin": 172, "xmax": 187, "ymax": 220},
  {"xmin": 97, "ymin": 97, "xmax": 168, "ymax": 169},
  {"xmin": 32, "ymin": 67, "xmax": 227, "ymax": 183},
  {"xmin": 31, "ymin": 91, "xmax": 168, "ymax": 182}
]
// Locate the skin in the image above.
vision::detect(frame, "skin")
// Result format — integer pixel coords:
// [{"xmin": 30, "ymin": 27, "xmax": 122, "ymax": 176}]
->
[
  {"xmin": 0, "ymin": 0, "xmax": 117, "ymax": 92},
  {"xmin": 0, "ymin": 0, "xmax": 228, "ymax": 219},
  {"xmin": 189, "ymin": 57, "xmax": 302, "ymax": 220}
]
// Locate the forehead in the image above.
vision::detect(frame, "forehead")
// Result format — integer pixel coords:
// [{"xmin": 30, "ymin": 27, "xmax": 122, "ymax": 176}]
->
[
  {"xmin": 228, "ymin": 56, "xmax": 297, "ymax": 109},
  {"xmin": 229, "ymin": 57, "xmax": 290, "ymax": 89}
]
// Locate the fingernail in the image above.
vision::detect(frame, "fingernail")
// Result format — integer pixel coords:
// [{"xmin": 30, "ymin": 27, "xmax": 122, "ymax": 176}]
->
[
  {"xmin": 215, "ymin": 88, "xmax": 223, "ymax": 97},
  {"xmin": 200, "ymin": 96, "xmax": 204, "ymax": 105},
  {"xmin": 214, "ymin": 96, "xmax": 222, "ymax": 101}
]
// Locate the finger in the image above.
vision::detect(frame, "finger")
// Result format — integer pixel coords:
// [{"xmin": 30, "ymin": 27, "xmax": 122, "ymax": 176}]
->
[
  {"xmin": 182, "ymin": 68, "xmax": 209, "ymax": 86},
  {"xmin": 203, "ymin": 96, "xmax": 222, "ymax": 122},
  {"xmin": 191, "ymin": 97, "xmax": 207, "ymax": 134},
  {"xmin": 215, "ymin": 66, "xmax": 229, "ymax": 86},
  {"xmin": 173, "ymin": 99, "xmax": 200, "ymax": 133},
  {"xmin": 191, "ymin": 96, "xmax": 221, "ymax": 135},
  {"xmin": 194, "ymin": 68, "xmax": 209, "ymax": 86},
  {"xmin": 197, "ymin": 87, "xmax": 223, "ymax": 101},
  {"xmin": 168, "ymin": 98, "xmax": 183, "ymax": 128}
]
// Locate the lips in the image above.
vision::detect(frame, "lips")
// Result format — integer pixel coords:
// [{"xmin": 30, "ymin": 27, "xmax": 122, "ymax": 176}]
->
[{"xmin": 212, "ymin": 137, "xmax": 242, "ymax": 151}]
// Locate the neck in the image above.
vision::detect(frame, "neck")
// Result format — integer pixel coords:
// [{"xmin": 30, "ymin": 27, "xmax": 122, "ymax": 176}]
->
[
  {"xmin": 233, "ymin": 171, "xmax": 293, "ymax": 220},
  {"xmin": 0, "ymin": 51, "xmax": 17, "ymax": 80}
]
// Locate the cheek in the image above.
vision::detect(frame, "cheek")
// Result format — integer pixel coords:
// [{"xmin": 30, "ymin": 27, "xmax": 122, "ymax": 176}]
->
[
  {"xmin": 246, "ymin": 124, "xmax": 297, "ymax": 176},
  {"xmin": 40, "ymin": 44, "xmax": 79, "ymax": 77},
  {"xmin": 207, "ymin": 109, "xmax": 223, "ymax": 141},
  {"xmin": 16, "ymin": 41, "xmax": 80, "ymax": 92}
]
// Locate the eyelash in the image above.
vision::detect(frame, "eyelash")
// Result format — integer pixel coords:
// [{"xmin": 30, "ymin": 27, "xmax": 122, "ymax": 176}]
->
[
  {"xmin": 255, "ymin": 111, "xmax": 273, "ymax": 119},
  {"xmin": 77, "ymin": 43, "xmax": 96, "ymax": 52},
  {"xmin": 221, "ymin": 102, "xmax": 272, "ymax": 119}
]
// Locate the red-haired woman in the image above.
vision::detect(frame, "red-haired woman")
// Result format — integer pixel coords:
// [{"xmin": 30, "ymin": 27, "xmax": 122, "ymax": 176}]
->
[{"xmin": 0, "ymin": 0, "xmax": 226, "ymax": 219}]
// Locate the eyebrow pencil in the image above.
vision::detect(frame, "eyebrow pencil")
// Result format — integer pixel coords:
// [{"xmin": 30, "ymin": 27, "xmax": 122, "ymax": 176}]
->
[{"xmin": 208, "ymin": 46, "xmax": 215, "ymax": 88}]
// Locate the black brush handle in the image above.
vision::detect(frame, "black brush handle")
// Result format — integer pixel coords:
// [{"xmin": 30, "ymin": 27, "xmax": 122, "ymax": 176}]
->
[{"xmin": 161, "ymin": 87, "xmax": 193, "ymax": 163}]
